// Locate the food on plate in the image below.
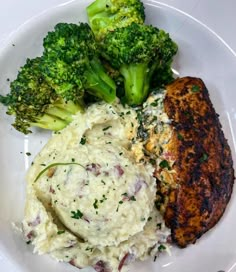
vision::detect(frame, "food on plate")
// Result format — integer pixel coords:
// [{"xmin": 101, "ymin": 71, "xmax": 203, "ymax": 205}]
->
[
  {"xmin": 0, "ymin": 57, "xmax": 84, "ymax": 134},
  {"xmin": 41, "ymin": 23, "xmax": 116, "ymax": 104},
  {"xmin": 100, "ymin": 22, "xmax": 178, "ymax": 106},
  {"xmin": 0, "ymin": 18, "xmax": 177, "ymax": 134},
  {"xmin": 0, "ymin": 0, "xmax": 234, "ymax": 270},
  {"xmin": 134, "ymin": 77, "xmax": 235, "ymax": 248},
  {"xmin": 22, "ymin": 102, "xmax": 170, "ymax": 271},
  {"xmin": 21, "ymin": 76, "xmax": 235, "ymax": 270},
  {"xmin": 0, "ymin": 22, "xmax": 116, "ymax": 134},
  {"xmin": 86, "ymin": 0, "xmax": 145, "ymax": 41}
]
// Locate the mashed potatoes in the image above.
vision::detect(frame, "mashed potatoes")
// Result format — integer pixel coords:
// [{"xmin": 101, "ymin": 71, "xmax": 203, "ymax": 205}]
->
[{"xmin": 22, "ymin": 101, "xmax": 170, "ymax": 271}]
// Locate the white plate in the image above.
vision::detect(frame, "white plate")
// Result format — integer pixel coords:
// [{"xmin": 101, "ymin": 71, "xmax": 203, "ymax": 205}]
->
[{"xmin": 0, "ymin": 1, "xmax": 236, "ymax": 271}]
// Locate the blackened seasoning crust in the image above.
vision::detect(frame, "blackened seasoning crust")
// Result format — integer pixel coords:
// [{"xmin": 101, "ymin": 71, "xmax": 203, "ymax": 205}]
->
[{"xmin": 162, "ymin": 77, "xmax": 235, "ymax": 247}]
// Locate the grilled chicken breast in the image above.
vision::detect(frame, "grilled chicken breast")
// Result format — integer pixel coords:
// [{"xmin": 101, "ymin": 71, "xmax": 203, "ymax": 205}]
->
[
  {"xmin": 136, "ymin": 77, "xmax": 235, "ymax": 248},
  {"xmin": 163, "ymin": 77, "xmax": 234, "ymax": 247}
]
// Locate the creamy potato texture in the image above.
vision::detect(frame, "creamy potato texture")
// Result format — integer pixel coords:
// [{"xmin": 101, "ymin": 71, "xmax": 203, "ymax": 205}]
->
[{"xmin": 22, "ymin": 101, "xmax": 169, "ymax": 271}]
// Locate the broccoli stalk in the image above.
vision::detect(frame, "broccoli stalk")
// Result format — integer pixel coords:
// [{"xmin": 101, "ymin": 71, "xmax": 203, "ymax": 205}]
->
[
  {"xmin": 83, "ymin": 57, "xmax": 116, "ymax": 102},
  {"xmin": 100, "ymin": 23, "xmax": 178, "ymax": 105},
  {"xmin": 86, "ymin": 0, "xmax": 145, "ymax": 41},
  {"xmin": 0, "ymin": 58, "xmax": 84, "ymax": 134},
  {"xmin": 41, "ymin": 23, "xmax": 116, "ymax": 104},
  {"xmin": 120, "ymin": 62, "xmax": 157, "ymax": 106}
]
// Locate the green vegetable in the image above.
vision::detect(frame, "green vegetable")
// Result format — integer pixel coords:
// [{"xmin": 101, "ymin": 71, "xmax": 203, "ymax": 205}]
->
[
  {"xmin": 0, "ymin": 58, "xmax": 83, "ymax": 134},
  {"xmin": 200, "ymin": 153, "xmax": 208, "ymax": 163},
  {"xmin": 71, "ymin": 209, "xmax": 83, "ymax": 219},
  {"xmin": 57, "ymin": 230, "xmax": 65, "ymax": 235},
  {"xmin": 86, "ymin": 0, "xmax": 145, "ymax": 41},
  {"xmin": 80, "ymin": 137, "xmax": 87, "ymax": 145},
  {"xmin": 159, "ymin": 159, "xmax": 171, "ymax": 170},
  {"xmin": 93, "ymin": 199, "xmax": 99, "ymax": 209},
  {"xmin": 158, "ymin": 244, "xmax": 166, "ymax": 252},
  {"xmin": 41, "ymin": 23, "xmax": 116, "ymax": 104},
  {"xmin": 191, "ymin": 85, "xmax": 200, "ymax": 93},
  {"xmin": 177, "ymin": 132, "xmax": 184, "ymax": 140},
  {"xmin": 100, "ymin": 23, "xmax": 178, "ymax": 105},
  {"xmin": 130, "ymin": 195, "xmax": 136, "ymax": 201},
  {"xmin": 33, "ymin": 162, "xmax": 85, "ymax": 183},
  {"xmin": 102, "ymin": 125, "xmax": 112, "ymax": 131}
]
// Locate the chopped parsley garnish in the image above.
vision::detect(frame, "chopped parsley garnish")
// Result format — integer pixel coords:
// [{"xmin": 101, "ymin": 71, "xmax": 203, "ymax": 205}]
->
[
  {"xmin": 177, "ymin": 133, "xmax": 184, "ymax": 140},
  {"xmin": 122, "ymin": 192, "xmax": 128, "ymax": 197},
  {"xmin": 71, "ymin": 158, "xmax": 75, "ymax": 162},
  {"xmin": 130, "ymin": 196, "xmax": 136, "ymax": 201},
  {"xmin": 57, "ymin": 230, "xmax": 65, "ymax": 235},
  {"xmin": 119, "ymin": 200, "xmax": 123, "ymax": 204},
  {"xmin": 93, "ymin": 199, "xmax": 99, "ymax": 209},
  {"xmin": 100, "ymin": 195, "xmax": 107, "ymax": 203},
  {"xmin": 26, "ymin": 152, "xmax": 31, "ymax": 156},
  {"xmin": 152, "ymin": 116, "xmax": 157, "ymax": 122},
  {"xmin": 101, "ymin": 180, "xmax": 106, "ymax": 185},
  {"xmin": 155, "ymin": 200, "xmax": 161, "ymax": 210},
  {"xmin": 191, "ymin": 85, "xmax": 200, "ymax": 93},
  {"xmin": 200, "ymin": 153, "xmax": 208, "ymax": 163},
  {"xmin": 149, "ymin": 158, "xmax": 156, "ymax": 165},
  {"xmin": 151, "ymin": 101, "xmax": 158, "ymax": 107},
  {"xmin": 136, "ymin": 111, "xmax": 143, "ymax": 123},
  {"xmin": 157, "ymin": 223, "xmax": 162, "ymax": 229},
  {"xmin": 26, "ymin": 241, "xmax": 31, "ymax": 244},
  {"xmin": 159, "ymin": 160, "xmax": 171, "ymax": 170},
  {"xmin": 158, "ymin": 244, "xmax": 166, "ymax": 252},
  {"xmin": 80, "ymin": 137, "xmax": 86, "ymax": 145},
  {"xmin": 85, "ymin": 247, "xmax": 93, "ymax": 252},
  {"xmin": 71, "ymin": 209, "xmax": 83, "ymax": 219},
  {"xmin": 103, "ymin": 125, "xmax": 112, "ymax": 131},
  {"xmin": 141, "ymin": 217, "xmax": 146, "ymax": 221},
  {"xmin": 148, "ymin": 217, "xmax": 152, "ymax": 221}
]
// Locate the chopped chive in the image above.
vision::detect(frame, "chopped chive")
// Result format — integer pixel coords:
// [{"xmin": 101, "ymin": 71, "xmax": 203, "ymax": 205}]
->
[
  {"xmin": 33, "ymin": 162, "xmax": 85, "ymax": 183},
  {"xmin": 57, "ymin": 230, "xmax": 65, "ymax": 235},
  {"xmin": 103, "ymin": 126, "xmax": 112, "ymax": 131}
]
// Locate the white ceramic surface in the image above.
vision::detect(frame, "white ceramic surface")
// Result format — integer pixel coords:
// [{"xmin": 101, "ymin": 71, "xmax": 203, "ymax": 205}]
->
[{"xmin": 0, "ymin": 1, "xmax": 236, "ymax": 271}]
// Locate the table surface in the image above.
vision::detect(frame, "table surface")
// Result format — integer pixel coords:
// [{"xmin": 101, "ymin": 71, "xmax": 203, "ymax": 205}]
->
[{"xmin": 0, "ymin": 0, "xmax": 235, "ymax": 271}]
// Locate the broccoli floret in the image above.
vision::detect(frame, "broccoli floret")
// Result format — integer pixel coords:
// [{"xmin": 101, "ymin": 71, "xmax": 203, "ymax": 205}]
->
[
  {"xmin": 41, "ymin": 23, "xmax": 116, "ymax": 103},
  {"xmin": 0, "ymin": 58, "xmax": 84, "ymax": 134},
  {"xmin": 86, "ymin": 0, "xmax": 145, "ymax": 41},
  {"xmin": 100, "ymin": 23, "xmax": 178, "ymax": 105},
  {"xmin": 151, "ymin": 60, "xmax": 176, "ymax": 89}
]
